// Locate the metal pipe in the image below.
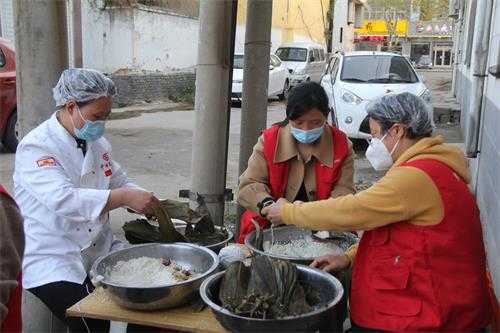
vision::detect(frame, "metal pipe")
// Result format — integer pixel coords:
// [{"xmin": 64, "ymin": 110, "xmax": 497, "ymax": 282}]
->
[
  {"xmin": 14, "ymin": 0, "xmax": 69, "ymax": 137},
  {"xmin": 236, "ymin": 0, "xmax": 273, "ymax": 238},
  {"xmin": 189, "ymin": 0, "xmax": 236, "ymax": 225},
  {"xmin": 464, "ymin": 0, "xmax": 493, "ymax": 158}
]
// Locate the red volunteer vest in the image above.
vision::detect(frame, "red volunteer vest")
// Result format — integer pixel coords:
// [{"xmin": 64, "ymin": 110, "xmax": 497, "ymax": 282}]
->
[
  {"xmin": 0, "ymin": 185, "xmax": 22, "ymax": 333},
  {"xmin": 350, "ymin": 159, "xmax": 492, "ymax": 332},
  {"xmin": 238, "ymin": 125, "xmax": 349, "ymax": 244}
]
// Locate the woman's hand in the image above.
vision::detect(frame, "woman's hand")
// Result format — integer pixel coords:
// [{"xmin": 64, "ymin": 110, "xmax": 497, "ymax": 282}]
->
[
  {"xmin": 123, "ymin": 188, "xmax": 161, "ymax": 215},
  {"xmin": 310, "ymin": 254, "xmax": 350, "ymax": 273},
  {"xmin": 261, "ymin": 198, "xmax": 290, "ymax": 225}
]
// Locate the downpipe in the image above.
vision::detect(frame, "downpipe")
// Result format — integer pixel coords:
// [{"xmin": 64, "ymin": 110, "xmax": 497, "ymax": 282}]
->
[{"xmin": 464, "ymin": 0, "xmax": 493, "ymax": 158}]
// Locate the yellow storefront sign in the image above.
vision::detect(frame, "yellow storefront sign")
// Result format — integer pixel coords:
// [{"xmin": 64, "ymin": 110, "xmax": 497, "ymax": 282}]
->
[{"xmin": 354, "ymin": 20, "xmax": 408, "ymax": 36}]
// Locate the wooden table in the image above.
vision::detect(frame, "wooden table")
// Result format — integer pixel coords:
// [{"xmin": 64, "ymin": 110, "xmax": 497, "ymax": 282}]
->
[{"xmin": 66, "ymin": 287, "xmax": 226, "ymax": 333}]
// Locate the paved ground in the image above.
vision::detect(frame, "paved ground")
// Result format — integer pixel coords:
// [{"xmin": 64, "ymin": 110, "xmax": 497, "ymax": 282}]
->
[{"xmin": 0, "ymin": 69, "xmax": 461, "ymax": 236}]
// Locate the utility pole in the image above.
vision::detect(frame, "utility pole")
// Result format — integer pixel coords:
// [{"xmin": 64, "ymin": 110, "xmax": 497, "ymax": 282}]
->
[
  {"xmin": 14, "ymin": 1, "xmax": 69, "ymax": 329},
  {"xmin": 14, "ymin": 0, "xmax": 69, "ymax": 138},
  {"xmin": 188, "ymin": 0, "xmax": 237, "ymax": 225},
  {"xmin": 236, "ymin": 0, "xmax": 273, "ymax": 237}
]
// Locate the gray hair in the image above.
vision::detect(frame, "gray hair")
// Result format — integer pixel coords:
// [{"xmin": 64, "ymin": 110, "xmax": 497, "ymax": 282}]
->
[
  {"xmin": 53, "ymin": 68, "xmax": 116, "ymax": 107},
  {"xmin": 366, "ymin": 92, "xmax": 434, "ymax": 139}
]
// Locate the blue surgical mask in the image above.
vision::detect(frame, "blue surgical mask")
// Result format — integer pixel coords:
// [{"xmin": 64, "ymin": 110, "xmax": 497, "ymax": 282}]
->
[
  {"xmin": 290, "ymin": 125, "xmax": 324, "ymax": 144},
  {"xmin": 73, "ymin": 106, "xmax": 105, "ymax": 142}
]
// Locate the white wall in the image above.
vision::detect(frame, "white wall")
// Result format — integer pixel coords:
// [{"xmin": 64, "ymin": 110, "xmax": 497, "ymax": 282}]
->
[
  {"xmin": 474, "ymin": 0, "xmax": 500, "ymax": 295},
  {"xmin": 81, "ymin": 3, "xmax": 198, "ymax": 73},
  {"xmin": 455, "ymin": 0, "xmax": 500, "ymax": 295}
]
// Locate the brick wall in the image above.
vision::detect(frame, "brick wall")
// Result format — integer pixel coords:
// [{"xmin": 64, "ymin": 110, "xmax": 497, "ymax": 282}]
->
[{"xmin": 109, "ymin": 71, "xmax": 196, "ymax": 107}]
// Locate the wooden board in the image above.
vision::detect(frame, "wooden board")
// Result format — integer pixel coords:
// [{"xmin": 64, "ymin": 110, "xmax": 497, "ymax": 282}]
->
[{"xmin": 66, "ymin": 287, "xmax": 226, "ymax": 333}]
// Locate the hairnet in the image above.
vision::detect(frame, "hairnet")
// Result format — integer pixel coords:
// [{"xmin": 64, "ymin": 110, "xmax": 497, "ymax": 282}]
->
[
  {"xmin": 366, "ymin": 92, "xmax": 434, "ymax": 138},
  {"xmin": 53, "ymin": 68, "xmax": 116, "ymax": 107}
]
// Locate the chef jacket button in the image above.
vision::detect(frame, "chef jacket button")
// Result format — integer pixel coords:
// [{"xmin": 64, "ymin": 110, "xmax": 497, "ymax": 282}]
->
[
  {"xmin": 89, "ymin": 228, "xmax": 92, "ymax": 232},
  {"xmin": 76, "ymin": 228, "xmax": 80, "ymax": 231},
  {"xmin": 93, "ymin": 243, "xmax": 96, "ymax": 247}
]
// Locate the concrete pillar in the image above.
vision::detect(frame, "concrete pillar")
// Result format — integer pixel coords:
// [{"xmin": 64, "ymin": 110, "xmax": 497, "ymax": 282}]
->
[
  {"xmin": 14, "ymin": 0, "xmax": 69, "ymax": 138},
  {"xmin": 236, "ymin": 0, "xmax": 273, "ymax": 236},
  {"xmin": 71, "ymin": 0, "xmax": 83, "ymax": 67},
  {"xmin": 189, "ymin": 0, "xmax": 236, "ymax": 225},
  {"xmin": 14, "ymin": 1, "xmax": 69, "ymax": 331}
]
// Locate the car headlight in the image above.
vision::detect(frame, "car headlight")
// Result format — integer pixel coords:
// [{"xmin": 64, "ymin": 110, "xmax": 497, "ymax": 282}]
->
[
  {"xmin": 341, "ymin": 89, "xmax": 363, "ymax": 105},
  {"xmin": 419, "ymin": 89, "xmax": 432, "ymax": 104}
]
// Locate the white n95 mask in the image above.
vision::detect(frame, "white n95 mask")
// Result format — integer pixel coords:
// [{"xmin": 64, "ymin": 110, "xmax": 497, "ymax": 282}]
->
[{"xmin": 366, "ymin": 133, "xmax": 400, "ymax": 171}]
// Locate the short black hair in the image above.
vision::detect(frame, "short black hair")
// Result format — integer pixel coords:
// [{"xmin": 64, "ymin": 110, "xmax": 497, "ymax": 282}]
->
[{"xmin": 286, "ymin": 82, "xmax": 330, "ymax": 121}]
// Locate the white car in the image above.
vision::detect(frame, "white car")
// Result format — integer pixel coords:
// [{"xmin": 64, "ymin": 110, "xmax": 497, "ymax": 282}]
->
[
  {"xmin": 231, "ymin": 53, "xmax": 289, "ymax": 101},
  {"xmin": 321, "ymin": 51, "xmax": 432, "ymax": 139},
  {"xmin": 275, "ymin": 42, "xmax": 327, "ymax": 87}
]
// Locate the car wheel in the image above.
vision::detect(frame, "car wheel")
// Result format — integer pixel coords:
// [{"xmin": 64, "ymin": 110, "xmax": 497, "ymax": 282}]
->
[
  {"xmin": 278, "ymin": 80, "xmax": 290, "ymax": 101},
  {"xmin": 2, "ymin": 110, "xmax": 18, "ymax": 152}
]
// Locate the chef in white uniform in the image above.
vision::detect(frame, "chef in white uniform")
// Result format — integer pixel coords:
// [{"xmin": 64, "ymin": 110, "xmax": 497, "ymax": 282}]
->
[{"xmin": 13, "ymin": 68, "xmax": 160, "ymax": 332}]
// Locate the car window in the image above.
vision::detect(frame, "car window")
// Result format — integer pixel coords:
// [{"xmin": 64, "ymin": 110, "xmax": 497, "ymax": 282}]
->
[
  {"xmin": 233, "ymin": 54, "xmax": 244, "ymax": 69},
  {"xmin": 0, "ymin": 48, "xmax": 5, "ymax": 68},
  {"xmin": 340, "ymin": 55, "xmax": 418, "ymax": 83},
  {"xmin": 308, "ymin": 50, "xmax": 315, "ymax": 62},
  {"xmin": 276, "ymin": 47, "xmax": 307, "ymax": 62},
  {"xmin": 313, "ymin": 49, "xmax": 320, "ymax": 62},
  {"xmin": 270, "ymin": 55, "xmax": 281, "ymax": 67}
]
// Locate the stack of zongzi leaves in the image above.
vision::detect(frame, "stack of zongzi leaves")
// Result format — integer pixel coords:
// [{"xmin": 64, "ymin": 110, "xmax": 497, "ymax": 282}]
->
[
  {"xmin": 122, "ymin": 199, "xmax": 229, "ymax": 246},
  {"xmin": 219, "ymin": 256, "xmax": 319, "ymax": 319}
]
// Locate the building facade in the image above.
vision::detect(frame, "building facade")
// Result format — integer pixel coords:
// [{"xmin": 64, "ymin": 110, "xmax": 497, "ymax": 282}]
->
[
  {"xmin": 451, "ymin": 0, "xmax": 500, "ymax": 299},
  {"xmin": 331, "ymin": 0, "xmax": 365, "ymax": 52},
  {"xmin": 405, "ymin": 19, "xmax": 454, "ymax": 68}
]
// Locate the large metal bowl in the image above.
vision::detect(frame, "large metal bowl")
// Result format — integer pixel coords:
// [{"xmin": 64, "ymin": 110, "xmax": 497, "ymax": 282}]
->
[
  {"xmin": 90, "ymin": 243, "xmax": 219, "ymax": 310},
  {"xmin": 200, "ymin": 265, "xmax": 344, "ymax": 332},
  {"xmin": 245, "ymin": 225, "xmax": 358, "ymax": 265},
  {"xmin": 174, "ymin": 221, "xmax": 233, "ymax": 254}
]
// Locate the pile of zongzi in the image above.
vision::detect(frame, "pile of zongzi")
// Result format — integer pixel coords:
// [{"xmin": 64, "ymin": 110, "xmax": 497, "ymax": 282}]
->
[
  {"xmin": 218, "ymin": 256, "xmax": 321, "ymax": 319},
  {"xmin": 122, "ymin": 199, "xmax": 229, "ymax": 246}
]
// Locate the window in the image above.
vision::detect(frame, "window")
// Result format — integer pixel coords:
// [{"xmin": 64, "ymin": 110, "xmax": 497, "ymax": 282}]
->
[
  {"xmin": 233, "ymin": 54, "xmax": 244, "ymax": 69},
  {"xmin": 0, "ymin": 48, "xmax": 5, "ymax": 68},
  {"xmin": 313, "ymin": 49, "xmax": 320, "ymax": 62},
  {"xmin": 276, "ymin": 47, "xmax": 308, "ymax": 62},
  {"xmin": 340, "ymin": 28, "xmax": 343, "ymax": 43},
  {"xmin": 340, "ymin": 55, "xmax": 418, "ymax": 83}
]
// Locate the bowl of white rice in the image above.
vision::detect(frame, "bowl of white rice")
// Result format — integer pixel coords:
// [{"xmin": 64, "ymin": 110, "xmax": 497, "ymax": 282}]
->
[
  {"xmin": 90, "ymin": 243, "xmax": 219, "ymax": 310},
  {"xmin": 245, "ymin": 226, "xmax": 358, "ymax": 265}
]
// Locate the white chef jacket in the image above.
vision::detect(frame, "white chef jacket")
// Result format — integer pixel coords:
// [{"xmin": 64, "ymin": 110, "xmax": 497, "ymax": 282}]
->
[{"xmin": 14, "ymin": 112, "xmax": 137, "ymax": 289}]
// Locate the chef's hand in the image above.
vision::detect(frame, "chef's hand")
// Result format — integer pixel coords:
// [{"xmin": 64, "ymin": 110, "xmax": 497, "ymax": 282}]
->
[
  {"xmin": 261, "ymin": 198, "xmax": 290, "ymax": 226},
  {"xmin": 125, "ymin": 188, "xmax": 161, "ymax": 215},
  {"xmin": 310, "ymin": 254, "xmax": 350, "ymax": 273}
]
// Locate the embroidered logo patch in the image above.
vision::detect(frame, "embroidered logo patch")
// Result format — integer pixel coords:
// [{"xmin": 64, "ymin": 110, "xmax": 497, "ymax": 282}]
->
[
  {"xmin": 102, "ymin": 153, "xmax": 110, "ymax": 162},
  {"xmin": 36, "ymin": 157, "xmax": 57, "ymax": 168}
]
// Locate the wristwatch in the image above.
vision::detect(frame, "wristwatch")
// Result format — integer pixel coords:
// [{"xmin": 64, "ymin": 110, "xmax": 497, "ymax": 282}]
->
[{"xmin": 257, "ymin": 197, "xmax": 275, "ymax": 217}]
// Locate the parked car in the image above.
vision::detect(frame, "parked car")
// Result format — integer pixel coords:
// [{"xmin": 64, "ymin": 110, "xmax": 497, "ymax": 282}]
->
[
  {"xmin": 275, "ymin": 42, "xmax": 326, "ymax": 87},
  {"xmin": 416, "ymin": 55, "xmax": 433, "ymax": 69},
  {"xmin": 231, "ymin": 53, "xmax": 290, "ymax": 101},
  {"xmin": 0, "ymin": 38, "xmax": 17, "ymax": 152},
  {"xmin": 320, "ymin": 51, "xmax": 432, "ymax": 139}
]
